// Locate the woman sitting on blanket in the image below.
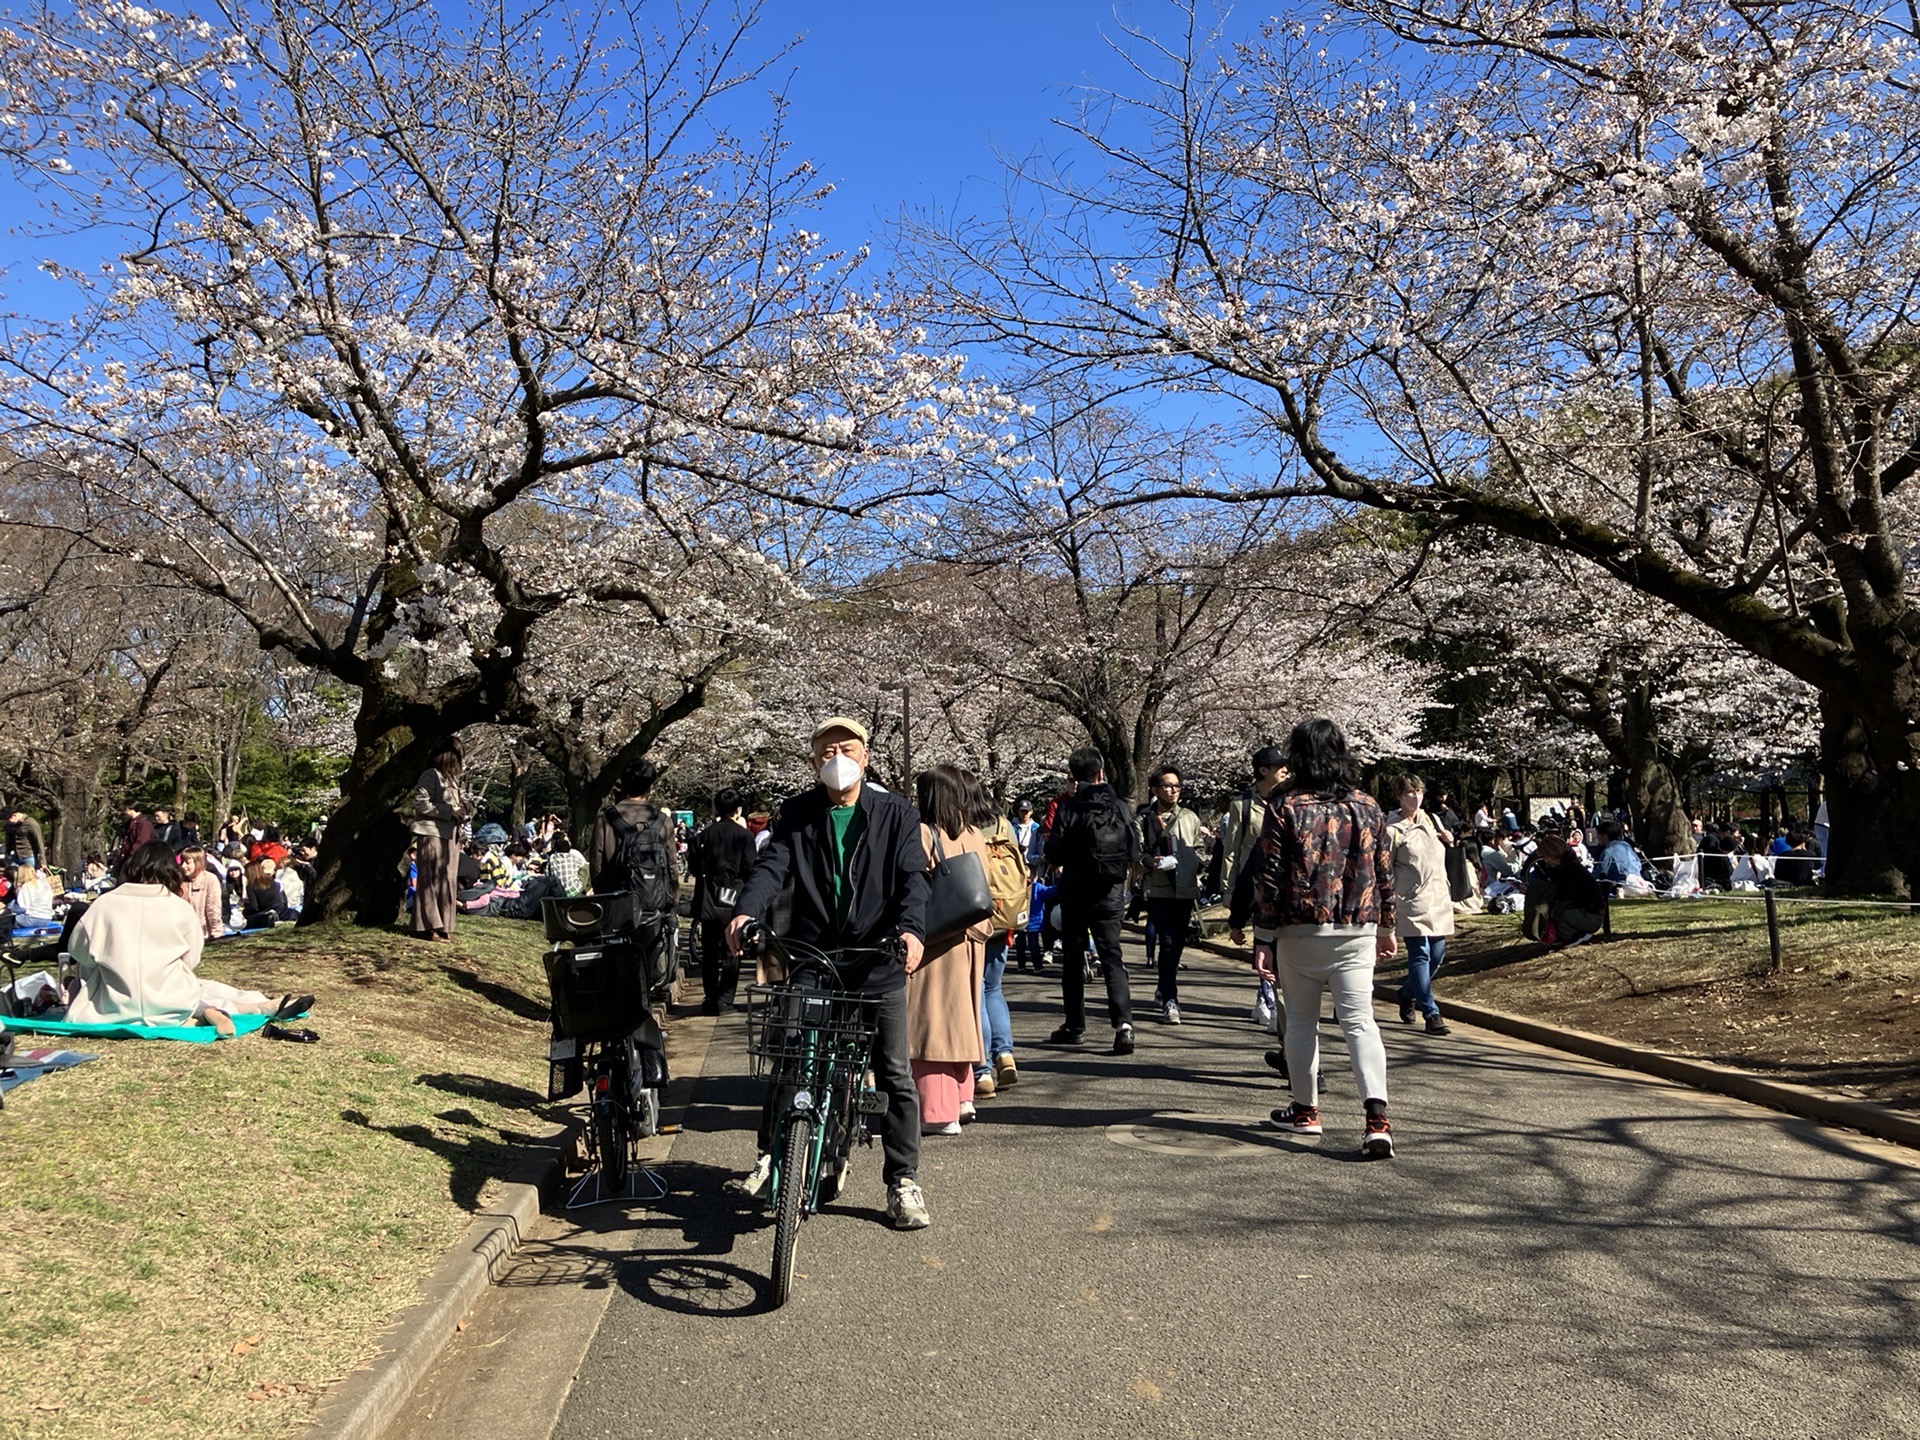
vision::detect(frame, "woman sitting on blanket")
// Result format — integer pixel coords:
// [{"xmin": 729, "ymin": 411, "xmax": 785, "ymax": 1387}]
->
[{"xmin": 63, "ymin": 842, "xmax": 311, "ymax": 1036}]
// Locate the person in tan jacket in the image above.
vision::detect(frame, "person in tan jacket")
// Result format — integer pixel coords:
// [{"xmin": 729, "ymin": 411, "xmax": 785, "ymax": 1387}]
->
[
  {"xmin": 909, "ymin": 765, "xmax": 989, "ymax": 1136},
  {"xmin": 1388, "ymin": 774, "xmax": 1456, "ymax": 1036},
  {"xmin": 409, "ymin": 740, "xmax": 471, "ymax": 940},
  {"xmin": 63, "ymin": 843, "xmax": 308, "ymax": 1034}
]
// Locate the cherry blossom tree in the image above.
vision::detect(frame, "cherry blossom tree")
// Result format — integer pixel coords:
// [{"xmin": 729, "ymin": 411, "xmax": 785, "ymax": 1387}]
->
[
  {"xmin": 921, "ymin": 0, "xmax": 1920, "ymax": 892},
  {"xmin": 0, "ymin": 0, "xmax": 1010, "ymax": 921}
]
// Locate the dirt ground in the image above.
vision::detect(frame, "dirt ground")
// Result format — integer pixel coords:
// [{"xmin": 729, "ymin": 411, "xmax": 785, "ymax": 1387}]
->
[{"xmin": 1420, "ymin": 897, "xmax": 1920, "ymax": 1110}]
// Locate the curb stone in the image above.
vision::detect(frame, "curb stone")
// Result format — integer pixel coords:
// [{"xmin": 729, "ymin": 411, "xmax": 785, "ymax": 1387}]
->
[
  {"xmin": 303, "ymin": 1122, "xmax": 572, "ymax": 1440},
  {"xmin": 1155, "ymin": 925, "xmax": 1920, "ymax": 1153}
]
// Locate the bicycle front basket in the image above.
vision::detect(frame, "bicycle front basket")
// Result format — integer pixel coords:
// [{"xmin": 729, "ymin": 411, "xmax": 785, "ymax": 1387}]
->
[{"xmin": 744, "ymin": 984, "xmax": 881, "ymax": 1085}]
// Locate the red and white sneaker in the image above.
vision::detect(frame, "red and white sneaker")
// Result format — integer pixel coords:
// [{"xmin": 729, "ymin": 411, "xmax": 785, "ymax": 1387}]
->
[
  {"xmin": 1267, "ymin": 1103, "xmax": 1322, "ymax": 1135},
  {"xmin": 1362, "ymin": 1113, "xmax": 1395, "ymax": 1159}
]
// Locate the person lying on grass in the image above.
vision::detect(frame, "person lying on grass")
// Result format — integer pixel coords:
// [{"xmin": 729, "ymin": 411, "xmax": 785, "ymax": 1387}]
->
[{"xmin": 62, "ymin": 842, "xmax": 312, "ymax": 1036}]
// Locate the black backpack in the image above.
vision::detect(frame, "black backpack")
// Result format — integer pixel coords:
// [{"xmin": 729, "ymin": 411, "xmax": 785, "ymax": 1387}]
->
[
  {"xmin": 605, "ymin": 806, "xmax": 675, "ymax": 912},
  {"xmin": 1083, "ymin": 792, "xmax": 1136, "ymax": 886}
]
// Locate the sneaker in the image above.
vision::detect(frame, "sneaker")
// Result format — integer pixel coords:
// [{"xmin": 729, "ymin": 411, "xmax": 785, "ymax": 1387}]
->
[
  {"xmin": 888, "ymin": 1178, "xmax": 931, "ymax": 1230},
  {"xmin": 1399, "ymin": 996, "xmax": 1415, "ymax": 1025},
  {"xmin": 736, "ymin": 1152, "xmax": 773, "ymax": 1201},
  {"xmin": 1362, "ymin": 1113, "xmax": 1395, "ymax": 1159},
  {"xmin": 1151, "ymin": 988, "xmax": 1164, "ymax": 1005},
  {"xmin": 1564, "ymin": 932, "xmax": 1595, "ymax": 947},
  {"xmin": 1046, "ymin": 1025, "xmax": 1085, "ymax": 1045},
  {"xmin": 1252, "ymin": 995, "xmax": 1276, "ymax": 1029},
  {"xmin": 1162, "ymin": 999, "xmax": 1182, "ymax": 1025},
  {"xmin": 975, "ymin": 1072, "xmax": 997, "ymax": 1098},
  {"xmin": 926, "ymin": 1119, "xmax": 962, "ymax": 1136},
  {"xmin": 994, "ymin": 1052, "xmax": 1018, "ymax": 1087},
  {"xmin": 1267, "ymin": 1103, "xmax": 1322, "ymax": 1135},
  {"xmin": 1111, "ymin": 1023, "xmax": 1135, "ymax": 1056},
  {"xmin": 1425, "ymin": 1016, "xmax": 1451, "ymax": 1036},
  {"xmin": 958, "ymin": 1101, "xmax": 977, "ymax": 1123}
]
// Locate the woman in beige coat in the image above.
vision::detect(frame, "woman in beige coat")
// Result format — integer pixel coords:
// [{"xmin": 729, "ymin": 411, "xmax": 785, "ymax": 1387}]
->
[
  {"xmin": 1388, "ymin": 773, "xmax": 1456, "ymax": 1036},
  {"xmin": 64, "ymin": 843, "xmax": 306, "ymax": 1034},
  {"xmin": 410, "ymin": 740, "xmax": 471, "ymax": 940},
  {"xmin": 909, "ymin": 765, "xmax": 989, "ymax": 1136}
]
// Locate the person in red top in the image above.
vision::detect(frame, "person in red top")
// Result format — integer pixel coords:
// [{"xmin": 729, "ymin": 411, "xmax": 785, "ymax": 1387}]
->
[
  {"xmin": 247, "ymin": 825, "xmax": 292, "ymax": 866},
  {"xmin": 111, "ymin": 803, "xmax": 158, "ymax": 877}
]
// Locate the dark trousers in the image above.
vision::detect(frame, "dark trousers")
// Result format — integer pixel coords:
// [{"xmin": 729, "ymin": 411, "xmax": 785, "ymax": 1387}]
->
[
  {"xmin": 1012, "ymin": 928, "xmax": 1045, "ymax": 969},
  {"xmin": 698, "ymin": 918, "xmax": 740, "ymax": 1009},
  {"xmin": 756, "ymin": 984, "xmax": 920, "ymax": 1185},
  {"xmin": 1060, "ymin": 891, "xmax": 1130, "ymax": 1031},
  {"xmin": 1143, "ymin": 896, "xmax": 1194, "ymax": 1003}
]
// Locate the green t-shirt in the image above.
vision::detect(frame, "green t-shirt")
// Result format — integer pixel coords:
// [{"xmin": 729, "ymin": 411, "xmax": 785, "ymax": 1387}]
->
[{"xmin": 828, "ymin": 802, "xmax": 866, "ymax": 925}]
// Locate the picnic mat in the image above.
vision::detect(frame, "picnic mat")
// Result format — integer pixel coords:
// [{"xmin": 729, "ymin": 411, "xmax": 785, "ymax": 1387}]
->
[
  {"xmin": 0, "ymin": 1046, "xmax": 99, "ymax": 1096},
  {"xmin": 1, "ymin": 1013, "xmax": 278, "ymax": 1043}
]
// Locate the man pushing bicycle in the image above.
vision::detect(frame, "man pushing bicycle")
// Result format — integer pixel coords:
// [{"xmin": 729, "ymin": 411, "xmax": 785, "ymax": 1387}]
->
[{"xmin": 727, "ymin": 716, "xmax": 932, "ymax": 1230}]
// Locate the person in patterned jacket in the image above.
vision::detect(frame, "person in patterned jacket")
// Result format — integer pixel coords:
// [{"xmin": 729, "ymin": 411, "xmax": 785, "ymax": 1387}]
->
[{"xmin": 1245, "ymin": 718, "xmax": 1400, "ymax": 1159}]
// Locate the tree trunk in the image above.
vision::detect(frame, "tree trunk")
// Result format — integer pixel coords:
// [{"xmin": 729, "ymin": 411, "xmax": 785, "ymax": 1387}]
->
[
  {"xmin": 1817, "ymin": 685, "xmax": 1916, "ymax": 896},
  {"xmin": 1619, "ymin": 683, "xmax": 1693, "ymax": 860},
  {"xmin": 303, "ymin": 700, "xmax": 442, "ymax": 927}
]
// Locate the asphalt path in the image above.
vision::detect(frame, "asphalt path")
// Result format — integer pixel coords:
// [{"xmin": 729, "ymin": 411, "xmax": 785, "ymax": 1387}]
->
[{"xmin": 549, "ymin": 939, "xmax": 1920, "ymax": 1440}]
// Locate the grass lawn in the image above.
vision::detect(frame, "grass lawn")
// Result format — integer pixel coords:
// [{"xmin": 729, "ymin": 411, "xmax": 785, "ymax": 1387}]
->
[
  {"xmin": 0, "ymin": 917, "xmax": 558, "ymax": 1440},
  {"xmin": 1416, "ymin": 896, "xmax": 1920, "ymax": 1109}
]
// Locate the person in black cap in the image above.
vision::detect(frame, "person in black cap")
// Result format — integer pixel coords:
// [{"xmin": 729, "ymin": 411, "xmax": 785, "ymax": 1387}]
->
[{"xmin": 1220, "ymin": 745, "xmax": 1289, "ymax": 1028}]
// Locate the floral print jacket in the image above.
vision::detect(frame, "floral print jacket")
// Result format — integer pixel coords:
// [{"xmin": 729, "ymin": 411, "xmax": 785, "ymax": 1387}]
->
[{"xmin": 1249, "ymin": 788, "xmax": 1396, "ymax": 937}]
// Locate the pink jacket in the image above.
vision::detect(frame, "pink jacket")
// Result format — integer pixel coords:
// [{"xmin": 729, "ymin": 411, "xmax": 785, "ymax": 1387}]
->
[{"xmin": 183, "ymin": 869, "xmax": 225, "ymax": 939}]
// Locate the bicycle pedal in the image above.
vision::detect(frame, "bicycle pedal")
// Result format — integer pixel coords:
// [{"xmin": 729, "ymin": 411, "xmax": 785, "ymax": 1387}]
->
[{"xmin": 856, "ymin": 1089, "xmax": 887, "ymax": 1114}]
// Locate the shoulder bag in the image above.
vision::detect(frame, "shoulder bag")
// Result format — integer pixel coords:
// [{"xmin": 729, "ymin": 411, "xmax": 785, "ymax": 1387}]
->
[{"xmin": 924, "ymin": 830, "xmax": 995, "ymax": 949}]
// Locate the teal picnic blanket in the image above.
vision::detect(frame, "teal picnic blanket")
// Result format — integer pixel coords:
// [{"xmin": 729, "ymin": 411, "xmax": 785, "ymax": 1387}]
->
[{"xmin": 1, "ymin": 1013, "xmax": 276, "ymax": 1044}]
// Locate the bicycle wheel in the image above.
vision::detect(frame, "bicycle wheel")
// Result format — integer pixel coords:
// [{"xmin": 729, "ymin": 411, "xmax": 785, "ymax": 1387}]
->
[
  {"xmin": 770, "ymin": 1113, "xmax": 813, "ymax": 1309},
  {"xmin": 597, "ymin": 1059, "xmax": 633, "ymax": 1190}
]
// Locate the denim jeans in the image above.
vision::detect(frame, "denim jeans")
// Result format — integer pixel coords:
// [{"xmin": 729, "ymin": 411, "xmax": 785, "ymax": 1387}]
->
[
  {"xmin": 1399, "ymin": 933, "xmax": 1447, "ymax": 1019},
  {"xmin": 977, "ymin": 933, "xmax": 1013, "ymax": 1076}
]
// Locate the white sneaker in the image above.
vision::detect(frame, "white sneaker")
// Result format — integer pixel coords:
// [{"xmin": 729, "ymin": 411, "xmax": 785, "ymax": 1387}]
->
[
  {"xmin": 958, "ymin": 1101, "xmax": 977, "ymax": 1124},
  {"xmin": 736, "ymin": 1153, "xmax": 772, "ymax": 1201},
  {"xmin": 926, "ymin": 1119, "xmax": 962, "ymax": 1136},
  {"xmin": 1163, "ymin": 999, "xmax": 1182, "ymax": 1025},
  {"xmin": 1252, "ymin": 995, "xmax": 1276, "ymax": 1029},
  {"xmin": 888, "ymin": 1178, "xmax": 931, "ymax": 1230}
]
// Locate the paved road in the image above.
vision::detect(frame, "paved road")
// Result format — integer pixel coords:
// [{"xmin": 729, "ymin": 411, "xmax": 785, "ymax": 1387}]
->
[{"xmin": 451, "ymin": 940, "xmax": 1920, "ymax": 1439}]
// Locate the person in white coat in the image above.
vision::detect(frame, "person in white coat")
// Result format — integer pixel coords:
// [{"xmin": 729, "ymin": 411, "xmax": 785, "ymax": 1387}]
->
[
  {"xmin": 1388, "ymin": 774, "xmax": 1456, "ymax": 1037},
  {"xmin": 63, "ymin": 843, "xmax": 309, "ymax": 1034}
]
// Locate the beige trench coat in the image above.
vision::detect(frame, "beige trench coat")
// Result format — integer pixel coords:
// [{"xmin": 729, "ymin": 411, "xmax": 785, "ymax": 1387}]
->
[
  {"xmin": 907, "ymin": 823, "xmax": 988, "ymax": 1064},
  {"xmin": 1388, "ymin": 808, "xmax": 1457, "ymax": 938}
]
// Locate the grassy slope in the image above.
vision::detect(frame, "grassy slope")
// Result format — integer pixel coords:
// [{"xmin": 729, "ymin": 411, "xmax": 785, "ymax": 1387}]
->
[
  {"xmin": 0, "ymin": 918, "xmax": 556, "ymax": 1440},
  {"xmin": 1424, "ymin": 897, "xmax": 1920, "ymax": 1107}
]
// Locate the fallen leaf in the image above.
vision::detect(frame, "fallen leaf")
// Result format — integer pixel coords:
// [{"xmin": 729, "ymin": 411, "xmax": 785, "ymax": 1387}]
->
[
  {"xmin": 231, "ymin": 1332, "xmax": 264, "ymax": 1357},
  {"xmin": 1087, "ymin": 1211, "xmax": 1114, "ymax": 1233},
  {"xmin": 1131, "ymin": 1378, "xmax": 1164, "ymax": 1403},
  {"xmin": 455, "ymin": 1318, "xmax": 466, "ymax": 1333}
]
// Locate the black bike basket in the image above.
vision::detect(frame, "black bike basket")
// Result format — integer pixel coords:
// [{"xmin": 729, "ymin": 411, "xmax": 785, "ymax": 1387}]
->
[
  {"xmin": 545, "ymin": 940, "xmax": 652, "ymax": 1041},
  {"xmin": 745, "ymin": 984, "xmax": 881, "ymax": 1086}
]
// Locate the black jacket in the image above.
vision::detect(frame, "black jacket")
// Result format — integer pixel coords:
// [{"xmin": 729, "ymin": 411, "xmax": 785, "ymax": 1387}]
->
[
  {"xmin": 1044, "ymin": 782, "xmax": 1140, "ymax": 903},
  {"xmin": 733, "ymin": 783, "xmax": 928, "ymax": 991},
  {"xmin": 689, "ymin": 819, "xmax": 758, "ymax": 920}
]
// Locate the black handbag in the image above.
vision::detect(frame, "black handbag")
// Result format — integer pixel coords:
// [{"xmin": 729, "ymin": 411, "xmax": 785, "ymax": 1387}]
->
[{"xmin": 924, "ymin": 831, "xmax": 995, "ymax": 948}]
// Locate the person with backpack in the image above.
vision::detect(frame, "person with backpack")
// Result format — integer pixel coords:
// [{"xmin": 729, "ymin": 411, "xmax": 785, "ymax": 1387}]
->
[
  {"xmin": 1216, "ymin": 745, "xmax": 1288, "ymax": 1028},
  {"xmin": 1136, "ymin": 764, "xmax": 1205, "ymax": 1025},
  {"xmin": 587, "ymin": 757, "xmax": 681, "ymax": 991},
  {"xmin": 974, "ymin": 777, "xmax": 1029, "ymax": 1097},
  {"xmin": 687, "ymin": 786, "xmax": 758, "ymax": 1013},
  {"xmin": 1044, "ymin": 746, "xmax": 1142, "ymax": 1056}
]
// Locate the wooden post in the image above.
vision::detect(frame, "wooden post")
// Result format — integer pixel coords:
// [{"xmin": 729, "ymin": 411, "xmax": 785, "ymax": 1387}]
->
[{"xmin": 1765, "ymin": 885, "xmax": 1783, "ymax": 974}]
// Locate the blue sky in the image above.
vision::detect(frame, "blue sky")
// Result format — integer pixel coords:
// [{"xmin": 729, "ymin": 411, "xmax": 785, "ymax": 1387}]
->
[{"xmin": 0, "ymin": 1, "xmax": 1255, "ymax": 310}]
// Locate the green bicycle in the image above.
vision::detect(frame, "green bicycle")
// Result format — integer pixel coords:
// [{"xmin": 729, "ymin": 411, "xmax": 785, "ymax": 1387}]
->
[{"xmin": 742, "ymin": 925, "xmax": 892, "ymax": 1308}]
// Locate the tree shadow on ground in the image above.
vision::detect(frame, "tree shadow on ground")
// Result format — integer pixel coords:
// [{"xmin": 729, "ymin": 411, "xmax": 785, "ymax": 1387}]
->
[{"xmin": 440, "ymin": 964, "xmax": 551, "ymax": 1022}]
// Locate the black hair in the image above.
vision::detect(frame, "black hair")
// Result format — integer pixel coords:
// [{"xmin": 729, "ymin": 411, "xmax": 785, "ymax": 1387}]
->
[
  {"xmin": 1600, "ymin": 818, "xmax": 1625, "ymax": 842},
  {"xmin": 713, "ymin": 786, "xmax": 743, "ymax": 818},
  {"xmin": 915, "ymin": 764, "xmax": 973, "ymax": 840},
  {"xmin": 620, "ymin": 756, "xmax": 662, "ymax": 796},
  {"xmin": 961, "ymin": 769, "xmax": 998, "ymax": 831},
  {"xmin": 123, "ymin": 841, "xmax": 186, "ymax": 890},
  {"xmin": 549, "ymin": 832, "xmax": 572, "ymax": 853},
  {"xmin": 1149, "ymin": 764, "xmax": 1182, "ymax": 789},
  {"xmin": 1284, "ymin": 718, "xmax": 1360, "ymax": 795},
  {"xmin": 1068, "ymin": 746, "xmax": 1106, "ymax": 784},
  {"xmin": 263, "ymin": 824, "xmax": 282, "ymax": 843}
]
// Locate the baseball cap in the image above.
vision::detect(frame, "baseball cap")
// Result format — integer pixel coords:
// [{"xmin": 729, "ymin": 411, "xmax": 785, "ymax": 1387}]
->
[{"xmin": 809, "ymin": 716, "xmax": 870, "ymax": 746}]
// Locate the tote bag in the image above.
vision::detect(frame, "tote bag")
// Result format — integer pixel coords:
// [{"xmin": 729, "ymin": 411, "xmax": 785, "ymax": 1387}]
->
[{"xmin": 924, "ymin": 830, "xmax": 994, "ymax": 949}]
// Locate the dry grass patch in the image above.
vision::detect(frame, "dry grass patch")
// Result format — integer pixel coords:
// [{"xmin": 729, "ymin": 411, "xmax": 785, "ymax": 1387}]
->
[
  {"xmin": 0, "ymin": 918, "xmax": 558, "ymax": 1440},
  {"xmin": 1421, "ymin": 897, "xmax": 1920, "ymax": 1108}
]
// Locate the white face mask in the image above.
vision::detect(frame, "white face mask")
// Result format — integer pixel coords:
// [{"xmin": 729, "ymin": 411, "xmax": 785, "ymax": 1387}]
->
[{"xmin": 818, "ymin": 754, "xmax": 862, "ymax": 791}]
